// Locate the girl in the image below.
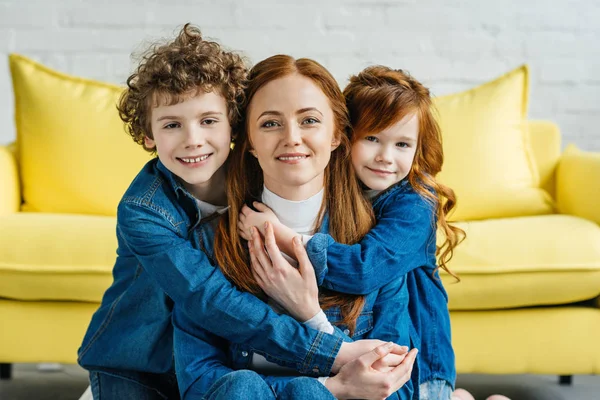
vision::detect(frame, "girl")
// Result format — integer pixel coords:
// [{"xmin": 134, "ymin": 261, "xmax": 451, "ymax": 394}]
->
[
  {"xmin": 241, "ymin": 66, "xmax": 510, "ymax": 400},
  {"xmin": 173, "ymin": 55, "xmax": 418, "ymax": 400}
]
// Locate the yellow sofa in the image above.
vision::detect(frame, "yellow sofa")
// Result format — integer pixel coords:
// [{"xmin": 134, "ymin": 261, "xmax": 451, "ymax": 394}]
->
[{"xmin": 1, "ymin": 54, "xmax": 600, "ymax": 382}]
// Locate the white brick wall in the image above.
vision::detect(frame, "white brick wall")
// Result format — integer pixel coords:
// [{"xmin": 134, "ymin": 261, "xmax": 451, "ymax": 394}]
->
[{"xmin": 1, "ymin": 0, "xmax": 599, "ymax": 150}]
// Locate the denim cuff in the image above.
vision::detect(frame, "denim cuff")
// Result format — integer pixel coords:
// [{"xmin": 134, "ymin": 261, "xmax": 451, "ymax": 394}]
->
[
  {"xmin": 306, "ymin": 233, "xmax": 333, "ymax": 286},
  {"xmin": 300, "ymin": 331, "xmax": 342, "ymax": 376}
]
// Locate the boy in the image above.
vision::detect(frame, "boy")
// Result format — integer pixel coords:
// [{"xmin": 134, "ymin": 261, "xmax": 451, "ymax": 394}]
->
[{"xmin": 78, "ymin": 24, "xmax": 393, "ymax": 399}]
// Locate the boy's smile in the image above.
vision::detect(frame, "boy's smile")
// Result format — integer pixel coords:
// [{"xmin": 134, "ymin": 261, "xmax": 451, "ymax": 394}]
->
[{"xmin": 146, "ymin": 90, "xmax": 231, "ymax": 201}]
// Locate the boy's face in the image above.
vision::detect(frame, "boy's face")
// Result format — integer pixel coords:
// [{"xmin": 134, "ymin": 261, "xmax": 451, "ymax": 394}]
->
[
  {"xmin": 146, "ymin": 90, "xmax": 231, "ymax": 199},
  {"xmin": 351, "ymin": 113, "xmax": 419, "ymax": 191}
]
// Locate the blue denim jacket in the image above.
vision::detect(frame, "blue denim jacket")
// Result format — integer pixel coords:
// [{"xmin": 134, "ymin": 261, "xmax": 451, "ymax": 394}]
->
[
  {"xmin": 174, "ymin": 216, "xmax": 414, "ymax": 400},
  {"xmin": 77, "ymin": 159, "xmax": 342, "ymax": 376},
  {"xmin": 306, "ymin": 179, "xmax": 456, "ymax": 390}
]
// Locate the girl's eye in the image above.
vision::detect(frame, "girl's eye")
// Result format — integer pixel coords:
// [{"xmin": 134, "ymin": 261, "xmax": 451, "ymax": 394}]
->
[
  {"xmin": 202, "ymin": 118, "xmax": 218, "ymax": 125},
  {"xmin": 261, "ymin": 120, "xmax": 280, "ymax": 128},
  {"xmin": 164, "ymin": 122, "xmax": 180, "ymax": 129},
  {"xmin": 396, "ymin": 142, "xmax": 410, "ymax": 148},
  {"xmin": 302, "ymin": 117, "xmax": 320, "ymax": 125},
  {"xmin": 365, "ymin": 136, "xmax": 378, "ymax": 143}
]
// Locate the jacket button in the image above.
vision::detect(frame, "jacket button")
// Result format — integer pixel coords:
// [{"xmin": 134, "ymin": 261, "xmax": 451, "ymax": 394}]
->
[
  {"xmin": 241, "ymin": 351, "xmax": 248, "ymax": 357},
  {"xmin": 312, "ymin": 366, "xmax": 319, "ymax": 373},
  {"xmin": 343, "ymin": 329, "xmax": 350, "ymax": 335}
]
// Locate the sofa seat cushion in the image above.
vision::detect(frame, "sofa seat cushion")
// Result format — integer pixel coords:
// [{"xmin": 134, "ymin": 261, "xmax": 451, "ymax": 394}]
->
[
  {"xmin": 0, "ymin": 213, "xmax": 115, "ymax": 302},
  {"xmin": 443, "ymin": 214, "xmax": 600, "ymax": 310}
]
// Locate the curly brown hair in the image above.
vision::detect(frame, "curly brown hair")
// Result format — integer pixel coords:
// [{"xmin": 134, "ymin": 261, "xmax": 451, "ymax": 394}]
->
[{"xmin": 118, "ymin": 23, "xmax": 248, "ymax": 152}]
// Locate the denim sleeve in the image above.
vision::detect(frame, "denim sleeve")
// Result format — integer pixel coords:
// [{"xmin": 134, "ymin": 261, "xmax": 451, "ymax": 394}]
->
[
  {"xmin": 306, "ymin": 192, "xmax": 434, "ymax": 294},
  {"xmin": 173, "ymin": 306, "xmax": 234, "ymax": 399},
  {"xmin": 367, "ymin": 276, "xmax": 413, "ymax": 400},
  {"xmin": 118, "ymin": 201, "xmax": 342, "ymax": 376}
]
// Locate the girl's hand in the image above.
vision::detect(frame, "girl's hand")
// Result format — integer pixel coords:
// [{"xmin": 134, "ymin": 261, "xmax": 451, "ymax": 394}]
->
[
  {"xmin": 238, "ymin": 202, "xmax": 280, "ymax": 240},
  {"xmin": 325, "ymin": 343, "xmax": 418, "ymax": 400},
  {"xmin": 248, "ymin": 222, "xmax": 321, "ymax": 322}
]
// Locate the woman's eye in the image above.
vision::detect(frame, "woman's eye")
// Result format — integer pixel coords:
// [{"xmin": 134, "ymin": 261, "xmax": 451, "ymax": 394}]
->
[
  {"xmin": 164, "ymin": 122, "xmax": 180, "ymax": 129},
  {"xmin": 202, "ymin": 118, "xmax": 218, "ymax": 125},
  {"xmin": 365, "ymin": 136, "xmax": 378, "ymax": 143},
  {"xmin": 261, "ymin": 120, "xmax": 280, "ymax": 128},
  {"xmin": 302, "ymin": 117, "xmax": 319, "ymax": 125}
]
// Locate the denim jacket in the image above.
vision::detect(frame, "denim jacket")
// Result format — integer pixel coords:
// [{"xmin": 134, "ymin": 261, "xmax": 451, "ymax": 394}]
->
[
  {"xmin": 306, "ymin": 179, "xmax": 456, "ymax": 389},
  {"xmin": 77, "ymin": 159, "xmax": 342, "ymax": 376},
  {"xmin": 174, "ymin": 216, "xmax": 414, "ymax": 400}
]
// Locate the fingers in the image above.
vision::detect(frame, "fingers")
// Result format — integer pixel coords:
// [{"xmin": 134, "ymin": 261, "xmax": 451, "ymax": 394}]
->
[
  {"xmin": 262, "ymin": 222, "xmax": 287, "ymax": 267},
  {"xmin": 388, "ymin": 344, "xmax": 409, "ymax": 356},
  {"xmin": 356, "ymin": 342, "xmax": 394, "ymax": 368},
  {"xmin": 249, "ymin": 244, "xmax": 267, "ymax": 288},
  {"xmin": 238, "ymin": 221, "xmax": 250, "ymax": 240},
  {"xmin": 252, "ymin": 201, "xmax": 271, "ymax": 213},
  {"xmin": 240, "ymin": 204, "xmax": 253, "ymax": 216},
  {"xmin": 293, "ymin": 236, "xmax": 316, "ymax": 280},
  {"xmin": 250, "ymin": 227, "xmax": 273, "ymax": 274},
  {"xmin": 389, "ymin": 348, "xmax": 418, "ymax": 379}
]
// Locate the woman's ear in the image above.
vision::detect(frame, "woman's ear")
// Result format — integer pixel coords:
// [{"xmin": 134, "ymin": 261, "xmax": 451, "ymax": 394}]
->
[
  {"xmin": 249, "ymin": 148, "xmax": 258, "ymax": 158},
  {"xmin": 330, "ymin": 136, "xmax": 341, "ymax": 151}
]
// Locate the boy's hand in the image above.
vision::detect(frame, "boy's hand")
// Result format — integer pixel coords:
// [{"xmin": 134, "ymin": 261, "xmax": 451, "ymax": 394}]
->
[{"xmin": 238, "ymin": 202, "xmax": 280, "ymax": 240}]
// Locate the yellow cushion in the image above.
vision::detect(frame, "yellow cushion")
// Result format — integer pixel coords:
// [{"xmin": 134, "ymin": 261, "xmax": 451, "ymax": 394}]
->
[
  {"xmin": 557, "ymin": 144, "xmax": 600, "ymax": 225},
  {"xmin": 434, "ymin": 66, "xmax": 554, "ymax": 221},
  {"xmin": 0, "ymin": 213, "xmax": 114, "ymax": 302},
  {"xmin": 442, "ymin": 214, "xmax": 600, "ymax": 310},
  {"xmin": 9, "ymin": 54, "xmax": 151, "ymax": 216}
]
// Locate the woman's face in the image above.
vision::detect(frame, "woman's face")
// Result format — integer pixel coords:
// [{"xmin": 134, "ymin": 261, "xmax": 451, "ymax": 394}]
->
[{"xmin": 247, "ymin": 73, "xmax": 339, "ymax": 200}]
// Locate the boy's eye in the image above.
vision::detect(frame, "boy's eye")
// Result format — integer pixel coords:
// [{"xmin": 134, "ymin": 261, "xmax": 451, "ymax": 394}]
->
[
  {"xmin": 261, "ymin": 120, "xmax": 280, "ymax": 128},
  {"xmin": 302, "ymin": 117, "xmax": 320, "ymax": 125},
  {"xmin": 397, "ymin": 142, "xmax": 409, "ymax": 148},
  {"xmin": 164, "ymin": 122, "xmax": 180, "ymax": 129},
  {"xmin": 365, "ymin": 136, "xmax": 379, "ymax": 143}
]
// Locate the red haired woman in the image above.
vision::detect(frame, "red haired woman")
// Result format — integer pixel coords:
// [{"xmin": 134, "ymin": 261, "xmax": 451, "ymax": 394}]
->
[{"xmin": 172, "ymin": 56, "xmax": 418, "ymax": 399}]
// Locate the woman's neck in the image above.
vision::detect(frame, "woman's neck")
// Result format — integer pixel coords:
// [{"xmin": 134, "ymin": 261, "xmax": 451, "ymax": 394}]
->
[{"xmin": 261, "ymin": 185, "xmax": 324, "ymax": 235}]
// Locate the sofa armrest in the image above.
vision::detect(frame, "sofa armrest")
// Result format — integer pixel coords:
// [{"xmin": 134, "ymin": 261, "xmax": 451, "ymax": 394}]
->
[
  {"xmin": 556, "ymin": 144, "xmax": 600, "ymax": 224},
  {"xmin": 0, "ymin": 142, "xmax": 20, "ymax": 215}
]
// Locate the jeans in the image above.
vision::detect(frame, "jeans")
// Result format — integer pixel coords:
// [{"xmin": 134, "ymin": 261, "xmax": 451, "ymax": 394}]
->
[
  {"xmin": 419, "ymin": 378, "xmax": 454, "ymax": 400},
  {"xmin": 89, "ymin": 370, "xmax": 179, "ymax": 400},
  {"xmin": 203, "ymin": 371, "xmax": 337, "ymax": 400}
]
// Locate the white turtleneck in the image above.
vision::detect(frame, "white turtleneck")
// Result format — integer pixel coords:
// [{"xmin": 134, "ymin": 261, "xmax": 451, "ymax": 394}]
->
[{"xmin": 250, "ymin": 185, "xmax": 333, "ymax": 382}]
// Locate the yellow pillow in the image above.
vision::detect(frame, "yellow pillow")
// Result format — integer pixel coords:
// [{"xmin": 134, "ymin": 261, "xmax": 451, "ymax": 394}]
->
[
  {"xmin": 434, "ymin": 65, "xmax": 553, "ymax": 221},
  {"xmin": 9, "ymin": 54, "xmax": 151, "ymax": 216},
  {"xmin": 557, "ymin": 144, "xmax": 600, "ymax": 224}
]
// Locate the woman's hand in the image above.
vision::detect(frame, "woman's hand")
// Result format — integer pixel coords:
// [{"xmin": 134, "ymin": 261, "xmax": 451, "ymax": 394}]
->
[
  {"xmin": 325, "ymin": 342, "xmax": 418, "ymax": 400},
  {"xmin": 248, "ymin": 222, "xmax": 321, "ymax": 322}
]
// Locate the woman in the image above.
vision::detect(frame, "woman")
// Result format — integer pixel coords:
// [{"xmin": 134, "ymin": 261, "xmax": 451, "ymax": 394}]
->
[{"xmin": 173, "ymin": 55, "xmax": 417, "ymax": 399}]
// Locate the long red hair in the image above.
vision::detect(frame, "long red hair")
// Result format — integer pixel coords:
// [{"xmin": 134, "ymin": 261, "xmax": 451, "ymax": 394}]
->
[
  {"xmin": 214, "ymin": 55, "xmax": 374, "ymax": 333},
  {"xmin": 344, "ymin": 66, "xmax": 464, "ymax": 278}
]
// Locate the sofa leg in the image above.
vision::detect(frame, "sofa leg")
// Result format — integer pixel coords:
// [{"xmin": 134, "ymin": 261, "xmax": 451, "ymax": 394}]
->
[
  {"xmin": 559, "ymin": 375, "xmax": 572, "ymax": 385},
  {"xmin": 0, "ymin": 363, "xmax": 11, "ymax": 380}
]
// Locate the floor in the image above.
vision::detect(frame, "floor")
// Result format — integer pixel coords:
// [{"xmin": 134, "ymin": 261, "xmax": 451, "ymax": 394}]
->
[{"xmin": 0, "ymin": 364, "xmax": 599, "ymax": 399}]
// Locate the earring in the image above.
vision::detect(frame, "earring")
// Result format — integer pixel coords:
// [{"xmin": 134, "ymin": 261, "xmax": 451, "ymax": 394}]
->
[{"xmin": 249, "ymin": 149, "xmax": 258, "ymax": 158}]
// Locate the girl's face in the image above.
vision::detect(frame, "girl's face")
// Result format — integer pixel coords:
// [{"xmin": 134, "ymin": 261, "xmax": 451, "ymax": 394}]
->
[
  {"xmin": 351, "ymin": 113, "xmax": 419, "ymax": 191},
  {"xmin": 247, "ymin": 73, "xmax": 339, "ymax": 200}
]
